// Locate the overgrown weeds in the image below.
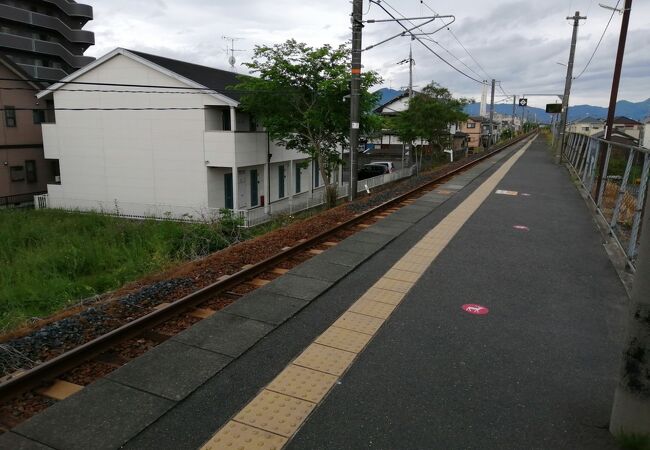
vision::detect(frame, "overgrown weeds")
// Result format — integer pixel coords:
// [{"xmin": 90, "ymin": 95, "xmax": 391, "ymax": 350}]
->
[{"xmin": 0, "ymin": 209, "xmax": 247, "ymax": 331}]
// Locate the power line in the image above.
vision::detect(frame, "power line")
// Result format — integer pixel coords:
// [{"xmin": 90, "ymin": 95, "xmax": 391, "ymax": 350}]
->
[
  {"xmin": 0, "ymin": 85, "xmax": 302, "ymax": 96},
  {"xmin": 371, "ymin": 0, "xmax": 483, "ymax": 84},
  {"xmin": 0, "ymin": 76, "xmax": 335, "ymax": 97},
  {"xmin": 419, "ymin": 0, "xmax": 516, "ymax": 101},
  {"xmin": 420, "ymin": 0, "xmax": 493, "ymax": 80},
  {"xmin": 0, "ymin": 107, "xmax": 210, "ymax": 111},
  {"xmin": 574, "ymin": 0, "xmax": 621, "ymax": 80}
]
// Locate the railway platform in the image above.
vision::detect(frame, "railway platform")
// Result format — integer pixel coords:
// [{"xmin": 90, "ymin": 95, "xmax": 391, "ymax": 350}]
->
[{"xmin": 1, "ymin": 135, "xmax": 630, "ymax": 449}]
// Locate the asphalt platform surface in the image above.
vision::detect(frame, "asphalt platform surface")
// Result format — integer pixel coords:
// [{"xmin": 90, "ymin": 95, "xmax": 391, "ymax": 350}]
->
[{"xmin": 2, "ymin": 137, "xmax": 629, "ymax": 450}]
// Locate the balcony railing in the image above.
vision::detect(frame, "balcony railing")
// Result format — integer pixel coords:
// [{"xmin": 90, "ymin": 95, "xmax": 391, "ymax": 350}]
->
[
  {"xmin": 0, "ymin": 4, "xmax": 94, "ymax": 44},
  {"xmin": 42, "ymin": 0, "xmax": 93, "ymax": 19},
  {"xmin": 0, "ymin": 33, "xmax": 94, "ymax": 68}
]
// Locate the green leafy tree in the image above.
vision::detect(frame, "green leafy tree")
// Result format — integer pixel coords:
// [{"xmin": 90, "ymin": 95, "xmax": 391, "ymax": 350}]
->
[
  {"xmin": 233, "ymin": 39, "xmax": 381, "ymax": 205},
  {"xmin": 390, "ymin": 82, "xmax": 469, "ymax": 168}
]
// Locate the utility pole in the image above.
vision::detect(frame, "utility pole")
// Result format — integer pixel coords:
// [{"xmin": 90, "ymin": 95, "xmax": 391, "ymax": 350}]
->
[
  {"xmin": 408, "ymin": 41, "xmax": 415, "ymax": 170},
  {"xmin": 349, "ymin": 0, "xmax": 363, "ymax": 200},
  {"xmin": 408, "ymin": 41, "xmax": 413, "ymax": 100},
  {"xmin": 488, "ymin": 79, "xmax": 495, "ymax": 150},
  {"xmin": 609, "ymin": 175, "xmax": 650, "ymax": 435},
  {"xmin": 595, "ymin": 0, "xmax": 632, "ymax": 203},
  {"xmin": 512, "ymin": 95, "xmax": 516, "ymax": 131},
  {"xmin": 556, "ymin": 11, "xmax": 586, "ymax": 164}
]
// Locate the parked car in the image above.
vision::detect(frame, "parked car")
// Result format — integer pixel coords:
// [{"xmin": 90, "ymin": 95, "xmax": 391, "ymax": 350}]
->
[
  {"xmin": 370, "ymin": 161, "xmax": 395, "ymax": 173},
  {"xmin": 358, "ymin": 164, "xmax": 388, "ymax": 180}
]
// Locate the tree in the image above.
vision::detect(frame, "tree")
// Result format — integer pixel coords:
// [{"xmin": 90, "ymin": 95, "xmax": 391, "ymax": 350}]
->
[
  {"xmin": 390, "ymin": 82, "xmax": 469, "ymax": 169},
  {"xmin": 233, "ymin": 39, "xmax": 381, "ymax": 206}
]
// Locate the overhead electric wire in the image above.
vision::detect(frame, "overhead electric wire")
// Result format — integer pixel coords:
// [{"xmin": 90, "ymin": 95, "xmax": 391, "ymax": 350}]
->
[
  {"xmin": 420, "ymin": 0, "xmax": 492, "ymax": 81},
  {"xmin": 574, "ymin": 0, "xmax": 621, "ymax": 80},
  {"xmin": 0, "ymin": 107, "xmax": 212, "ymax": 111},
  {"xmin": 419, "ymin": 0, "xmax": 516, "ymax": 100},
  {"xmin": 370, "ymin": 0, "xmax": 483, "ymax": 84}
]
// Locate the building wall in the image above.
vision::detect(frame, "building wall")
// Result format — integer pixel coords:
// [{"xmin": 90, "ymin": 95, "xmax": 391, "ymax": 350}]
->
[
  {"xmin": 458, "ymin": 120, "xmax": 482, "ymax": 148},
  {"xmin": 45, "ymin": 53, "xmax": 231, "ymax": 217},
  {"xmin": 0, "ymin": 62, "xmax": 54, "ymax": 198}
]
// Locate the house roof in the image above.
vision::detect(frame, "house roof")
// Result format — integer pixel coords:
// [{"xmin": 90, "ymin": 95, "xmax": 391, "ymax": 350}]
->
[
  {"xmin": 571, "ymin": 116, "xmax": 605, "ymax": 124},
  {"xmin": 129, "ymin": 50, "xmax": 244, "ymax": 101},
  {"xmin": 37, "ymin": 48, "xmax": 240, "ymax": 105},
  {"xmin": 0, "ymin": 55, "xmax": 44, "ymax": 90},
  {"xmin": 613, "ymin": 116, "xmax": 641, "ymax": 125},
  {"xmin": 374, "ymin": 91, "xmax": 409, "ymax": 114},
  {"xmin": 467, "ymin": 116, "xmax": 483, "ymax": 122},
  {"xmin": 593, "ymin": 128, "xmax": 639, "ymax": 144}
]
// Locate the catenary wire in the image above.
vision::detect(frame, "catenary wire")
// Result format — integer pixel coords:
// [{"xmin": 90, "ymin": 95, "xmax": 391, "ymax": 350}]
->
[
  {"xmin": 371, "ymin": 0, "xmax": 483, "ymax": 84},
  {"xmin": 419, "ymin": 0, "xmax": 493, "ymax": 81},
  {"xmin": 574, "ymin": 0, "xmax": 621, "ymax": 80}
]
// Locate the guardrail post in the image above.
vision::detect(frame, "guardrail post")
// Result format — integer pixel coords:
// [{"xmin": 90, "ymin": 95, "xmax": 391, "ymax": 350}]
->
[
  {"xmin": 626, "ymin": 152, "xmax": 649, "ymax": 261},
  {"xmin": 587, "ymin": 142, "xmax": 601, "ymax": 193},
  {"xmin": 596, "ymin": 143, "xmax": 612, "ymax": 207},
  {"xmin": 610, "ymin": 149, "xmax": 636, "ymax": 232},
  {"xmin": 577, "ymin": 136, "xmax": 589, "ymax": 176}
]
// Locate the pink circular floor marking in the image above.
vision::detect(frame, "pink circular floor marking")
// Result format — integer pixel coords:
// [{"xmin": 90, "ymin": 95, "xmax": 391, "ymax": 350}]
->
[{"xmin": 461, "ymin": 304, "xmax": 489, "ymax": 315}]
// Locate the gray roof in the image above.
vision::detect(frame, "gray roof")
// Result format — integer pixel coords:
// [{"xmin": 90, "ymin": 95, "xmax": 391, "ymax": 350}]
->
[{"xmin": 129, "ymin": 50, "xmax": 245, "ymax": 101}]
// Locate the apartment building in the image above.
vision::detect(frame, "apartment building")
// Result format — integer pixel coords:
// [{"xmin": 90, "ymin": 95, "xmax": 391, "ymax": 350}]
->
[
  {"xmin": 37, "ymin": 48, "xmax": 326, "ymax": 219},
  {"xmin": 0, "ymin": 55, "xmax": 55, "ymax": 204},
  {"xmin": 0, "ymin": 0, "xmax": 94, "ymax": 81}
]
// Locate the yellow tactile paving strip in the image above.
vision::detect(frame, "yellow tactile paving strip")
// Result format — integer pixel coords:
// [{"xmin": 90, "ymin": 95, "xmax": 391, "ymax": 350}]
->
[
  {"xmin": 266, "ymin": 364, "xmax": 337, "ymax": 403},
  {"xmin": 200, "ymin": 138, "xmax": 534, "ymax": 449}
]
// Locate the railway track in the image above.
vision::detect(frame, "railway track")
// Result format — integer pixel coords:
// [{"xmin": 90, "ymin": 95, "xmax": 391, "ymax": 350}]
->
[{"xmin": 0, "ymin": 132, "xmax": 534, "ymax": 428}]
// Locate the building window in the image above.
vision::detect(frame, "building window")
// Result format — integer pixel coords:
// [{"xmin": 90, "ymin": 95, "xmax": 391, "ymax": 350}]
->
[
  {"xmin": 10, "ymin": 166, "xmax": 25, "ymax": 182},
  {"xmin": 295, "ymin": 165, "xmax": 301, "ymax": 193},
  {"xmin": 5, "ymin": 106, "xmax": 16, "ymax": 127},
  {"xmin": 25, "ymin": 160, "xmax": 37, "ymax": 183},
  {"xmin": 33, "ymin": 109, "xmax": 46, "ymax": 124},
  {"xmin": 222, "ymin": 108, "xmax": 231, "ymax": 131},
  {"xmin": 467, "ymin": 122, "xmax": 476, "ymax": 129},
  {"xmin": 278, "ymin": 165, "xmax": 285, "ymax": 198}
]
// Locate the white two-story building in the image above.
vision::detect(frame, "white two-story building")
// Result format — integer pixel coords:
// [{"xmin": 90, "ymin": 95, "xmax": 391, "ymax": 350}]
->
[{"xmin": 37, "ymin": 48, "xmax": 334, "ymax": 221}]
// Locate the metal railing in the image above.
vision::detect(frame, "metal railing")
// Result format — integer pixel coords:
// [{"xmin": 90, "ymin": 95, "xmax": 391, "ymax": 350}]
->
[
  {"xmin": 34, "ymin": 194, "xmax": 49, "ymax": 209},
  {"xmin": 357, "ymin": 165, "xmax": 416, "ymax": 193},
  {"xmin": 564, "ymin": 132, "xmax": 649, "ymax": 269},
  {"xmin": 0, "ymin": 192, "xmax": 46, "ymax": 208},
  {"xmin": 233, "ymin": 184, "xmax": 351, "ymax": 228}
]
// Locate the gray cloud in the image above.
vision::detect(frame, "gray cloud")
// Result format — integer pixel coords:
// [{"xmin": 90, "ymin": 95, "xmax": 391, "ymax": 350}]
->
[{"xmin": 84, "ymin": 0, "xmax": 650, "ymax": 108}]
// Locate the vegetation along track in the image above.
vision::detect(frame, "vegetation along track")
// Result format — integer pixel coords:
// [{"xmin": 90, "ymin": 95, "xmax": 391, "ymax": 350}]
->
[{"xmin": 0, "ymin": 132, "xmax": 534, "ymax": 430}]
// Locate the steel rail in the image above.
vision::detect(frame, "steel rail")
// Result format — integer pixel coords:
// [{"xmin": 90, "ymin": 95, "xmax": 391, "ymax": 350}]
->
[{"xmin": 0, "ymin": 132, "xmax": 535, "ymax": 402}]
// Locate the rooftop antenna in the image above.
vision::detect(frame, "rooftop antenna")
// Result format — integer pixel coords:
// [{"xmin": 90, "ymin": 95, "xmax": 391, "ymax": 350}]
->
[{"xmin": 222, "ymin": 36, "xmax": 245, "ymax": 70}]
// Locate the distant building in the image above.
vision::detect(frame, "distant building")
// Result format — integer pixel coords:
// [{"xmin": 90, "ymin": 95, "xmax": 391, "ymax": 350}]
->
[
  {"xmin": 568, "ymin": 116, "xmax": 642, "ymax": 141},
  {"xmin": 0, "ymin": 55, "xmax": 56, "ymax": 204},
  {"xmin": 457, "ymin": 116, "xmax": 486, "ymax": 149},
  {"xmin": 0, "ymin": 0, "xmax": 95, "ymax": 81},
  {"xmin": 37, "ymin": 48, "xmax": 328, "ymax": 219}
]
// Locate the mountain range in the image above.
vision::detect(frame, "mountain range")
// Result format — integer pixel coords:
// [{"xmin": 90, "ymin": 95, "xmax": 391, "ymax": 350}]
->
[{"xmin": 374, "ymin": 88, "xmax": 650, "ymax": 124}]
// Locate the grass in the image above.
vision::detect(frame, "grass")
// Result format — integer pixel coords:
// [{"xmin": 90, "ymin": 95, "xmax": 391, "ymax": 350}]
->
[
  {"xmin": 0, "ymin": 208, "xmax": 248, "ymax": 332},
  {"xmin": 616, "ymin": 431, "xmax": 650, "ymax": 450}
]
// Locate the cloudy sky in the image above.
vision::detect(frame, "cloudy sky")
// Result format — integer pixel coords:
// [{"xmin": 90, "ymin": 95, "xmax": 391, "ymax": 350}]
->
[{"xmin": 83, "ymin": 0, "xmax": 650, "ymax": 109}]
